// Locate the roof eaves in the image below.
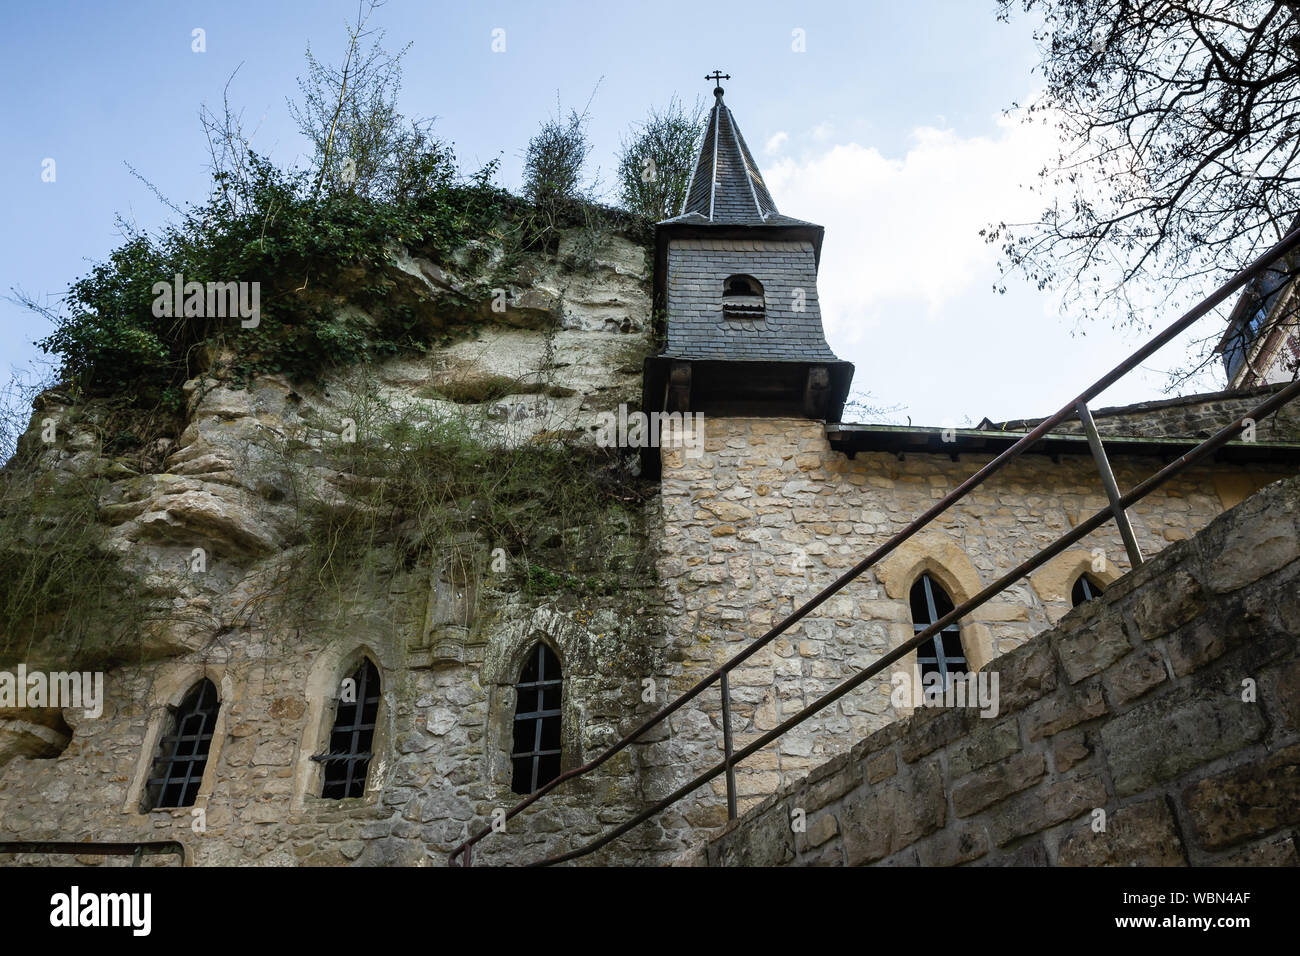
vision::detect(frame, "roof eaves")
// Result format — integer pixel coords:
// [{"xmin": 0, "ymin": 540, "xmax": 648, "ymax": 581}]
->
[{"xmin": 826, "ymin": 423, "xmax": 1300, "ymax": 461}]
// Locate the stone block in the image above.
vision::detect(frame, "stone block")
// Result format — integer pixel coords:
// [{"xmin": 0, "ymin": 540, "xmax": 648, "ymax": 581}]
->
[
  {"xmin": 1023, "ymin": 682, "xmax": 1106, "ymax": 741},
  {"xmin": 1201, "ymin": 501, "xmax": 1299, "ymax": 594},
  {"xmin": 987, "ymin": 774, "xmax": 1108, "ymax": 847},
  {"xmin": 715, "ymin": 801, "xmax": 795, "ymax": 866},
  {"xmin": 734, "ymin": 770, "xmax": 782, "ymax": 797},
  {"xmin": 915, "ymin": 824, "xmax": 989, "ymax": 867},
  {"xmin": 992, "ymin": 641, "xmax": 1059, "ymax": 716},
  {"xmin": 1104, "ymin": 647, "xmax": 1168, "ymax": 708},
  {"xmin": 1057, "ymin": 798, "xmax": 1187, "ymax": 866},
  {"xmin": 1181, "ymin": 743, "xmax": 1300, "ymax": 850},
  {"xmin": 1102, "ymin": 689, "xmax": 1266, "ymax": 796},
  {"xmin": 1053, "ymin": 729, "xmax": 1092, "ymax": 773},
  {"xmin": 702, "ymin": 501, "xmax": 754, "ymax": 523},
  {"xmin": 1132, "ymin": 570, "xmax": 1205, "ymax": 640},
  {"xmin": 840, "ymin": 762, "xmax": 945, "ymax": 865},
  {"xmin": 952, "ymin": 752, "xmax": 1046, "ymax": 818},
  {"xmin": 947, "ymin": 718, "xmax": 1020, "ymax": 779},
  {"xmin": 802, "ymin": 811, "xmax": 838, "ymax": 849},
  {"xmin": 899, "ymin": 707, "xmax": 981, "ymax": 763},
  {"xmin": 798, "ymin": 755, "xmax": 858, "ymax": 810},
  {"xmin": 1165, "ymin": 603, "xmax": 1261, "ymax": 677},
  {"xmin": 864, "ymin": 749, "xmax": 897, "ymax": 785},
  {"xmin": 1054, "ymin": 607, "xmax": 1133, "ymax": 684}
]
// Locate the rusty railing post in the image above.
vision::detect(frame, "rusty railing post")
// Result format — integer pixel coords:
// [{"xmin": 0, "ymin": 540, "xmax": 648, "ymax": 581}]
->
[
  {"xmin": 1076, "ymin": 400, "xmax": 1144, "ymax": 568},
  {"xmin": 720, "ymin": 671, "xmax": 738, "ymax": 820}
]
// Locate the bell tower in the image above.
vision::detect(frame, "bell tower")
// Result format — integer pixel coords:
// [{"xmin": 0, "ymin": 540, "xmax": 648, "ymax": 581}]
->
[{"xmin": 642, "ymin": 74, "xmax": 854, "ymax": 439}]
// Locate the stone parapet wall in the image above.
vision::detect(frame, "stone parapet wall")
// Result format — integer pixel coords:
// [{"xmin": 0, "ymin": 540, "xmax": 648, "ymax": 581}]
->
[{"xmin": 684, "ymin": 474, "xmax": 1300, "ymax": 866}]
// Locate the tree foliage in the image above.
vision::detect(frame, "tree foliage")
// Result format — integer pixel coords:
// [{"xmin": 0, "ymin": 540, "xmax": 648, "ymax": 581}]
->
[
  {"xmin": 286, "ymin": 0, "xmax": 455, "ymax": 202},
  {"xmin": 522, "ymin": 95, "xmax": 595, "ymax": 215},
  {"xmin": 989, "ymin": 0, "xmax": 1300, "ymax": 377},
  {"xmin": 616, "ymin": 96, "xmax": 705, "ymax": 221}
]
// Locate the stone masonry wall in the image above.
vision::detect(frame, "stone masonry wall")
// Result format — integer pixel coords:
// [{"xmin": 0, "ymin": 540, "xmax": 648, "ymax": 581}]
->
[
  {"xmin": 683, "ymin": 473, "xmax": 1300, "ymax": 866},
  {"xmin": 651, "ymin": 417, "xmax": 1295, "ymax": 831},
  {"xmin": 0, "ymin": 587, "xmax": 671, "ymax": 867}
]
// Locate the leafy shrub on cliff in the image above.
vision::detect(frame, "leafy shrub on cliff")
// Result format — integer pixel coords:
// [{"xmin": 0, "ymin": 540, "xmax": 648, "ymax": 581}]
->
[
  {"xmin": 523, "ymin": 101, "xmax": 593, "ymax": 213},
  {"xmin": 29, "ymin": 153, "xmax": 509, "ymax": 412},
  {"xmin": 617, "ymin": 96, "xmax": 705, "ymax": 221}
]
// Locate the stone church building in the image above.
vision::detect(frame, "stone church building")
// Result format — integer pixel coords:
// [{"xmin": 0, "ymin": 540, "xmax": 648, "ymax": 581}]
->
[{"xmin": 1, "ymin": 83, "xmax": 1298, "ymax": 867}]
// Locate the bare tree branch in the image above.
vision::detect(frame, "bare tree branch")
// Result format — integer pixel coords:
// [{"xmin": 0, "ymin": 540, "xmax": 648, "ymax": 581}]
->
[{"xmin": 991, "ymin": 0, "xmax": 1300, "ymax": 385}]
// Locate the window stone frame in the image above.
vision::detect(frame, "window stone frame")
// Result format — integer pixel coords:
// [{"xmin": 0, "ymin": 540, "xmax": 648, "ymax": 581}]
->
[
  {"xmin": 124, "ymin": 663, "xmax": 231, "ymax": 821},
  {"xmin": 481, "ymin": 611, "xmax": 587, "ymax": 796},
  {"xmin": 291, "ymin": 641, "xmax": 395, "ymax": 812}
]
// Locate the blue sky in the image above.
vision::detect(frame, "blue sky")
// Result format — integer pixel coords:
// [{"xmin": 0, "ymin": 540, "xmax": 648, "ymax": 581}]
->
[{"xmin": 0, "ymin": 0, "xmax": 1230, "ymax": 427}]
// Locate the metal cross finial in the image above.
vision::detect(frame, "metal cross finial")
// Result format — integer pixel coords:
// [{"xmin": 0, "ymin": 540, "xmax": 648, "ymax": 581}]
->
[{"xmin": 706, "ymin": 70, "xmax": 730, "ymax": 93}]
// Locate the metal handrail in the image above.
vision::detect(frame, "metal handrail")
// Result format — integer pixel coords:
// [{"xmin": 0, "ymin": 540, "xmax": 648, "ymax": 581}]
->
[{"xmin": 450, "ymin": 224, "xmax": 1300, "ymax": 867}]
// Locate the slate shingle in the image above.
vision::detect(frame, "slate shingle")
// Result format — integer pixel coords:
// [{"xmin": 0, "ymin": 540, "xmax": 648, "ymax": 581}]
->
[
  {"xmin": 668, "ymin": 89, "xmax": 811, "ymax": 226},
  {"xmin": 663, "ymin": 240, "xmax": 839, "ymax": 362}
]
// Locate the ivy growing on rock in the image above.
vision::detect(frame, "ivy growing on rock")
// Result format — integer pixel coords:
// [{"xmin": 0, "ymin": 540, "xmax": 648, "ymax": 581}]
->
[{"xmin": 236, "ymin": 384, "xmax": 657, "ymax": 629}]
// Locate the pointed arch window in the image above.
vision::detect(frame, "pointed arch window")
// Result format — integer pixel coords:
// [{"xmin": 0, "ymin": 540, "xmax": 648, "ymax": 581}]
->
[
  {"xmin": 910, "ymin": 574, "xmax": 968, "ymax": 686},
  {"xmin": 314, "ymin": 658, "xmax": 380, "ymax": 799},
  {"xmin": 722, "ymin": 274, "xmax": 764, "ymax": 320},
  {"xmin": 1071, "ymin": 573, "xmax": 1106, "ymax": 607},
  {"xmin": 143, "ymin": 679, "xmax": 220, "ymax": 810},
  {"xmin": 511, "ymin": 643, "xmax": 562, "ymax": 795}
]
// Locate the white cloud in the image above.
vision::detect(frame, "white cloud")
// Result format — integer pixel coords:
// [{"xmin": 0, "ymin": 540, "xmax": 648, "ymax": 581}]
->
[
  {"xmin": 763, "ymin": 131, "xmax": 788, "ymax": 155},
  {"xmin": 759, "ymin": 107, "xmax": 1219, "ymax": 423},
  {"xmin": 809, "ymin": 121, "xmax": 836, "ymax": 143},
  {"xmin": 765, "ymin": 111, "xmax": 1061, "ymax": 343}
]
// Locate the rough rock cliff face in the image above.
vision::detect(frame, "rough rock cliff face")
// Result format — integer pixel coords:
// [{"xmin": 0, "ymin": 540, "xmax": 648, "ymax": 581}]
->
[{"xmin": 4, "ymin": 225, "xmax": 653, "ymax": 670}]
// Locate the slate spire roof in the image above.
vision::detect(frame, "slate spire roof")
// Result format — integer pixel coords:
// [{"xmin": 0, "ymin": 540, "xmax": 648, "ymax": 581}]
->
[{"xmin": 661, "ymin": 84, "xmax": 815, "ymax": 228}]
